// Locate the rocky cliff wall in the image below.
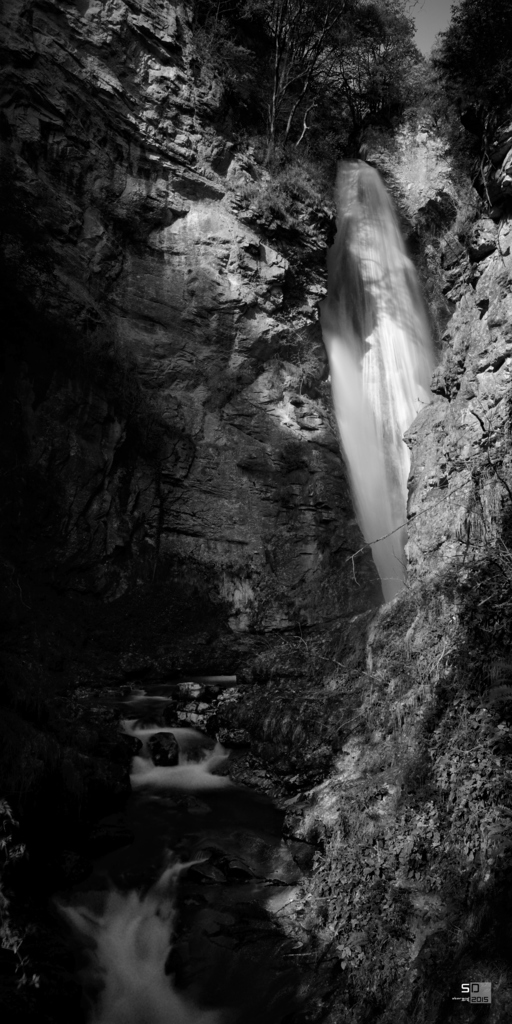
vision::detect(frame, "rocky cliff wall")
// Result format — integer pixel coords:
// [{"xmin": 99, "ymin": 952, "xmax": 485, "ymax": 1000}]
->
[
  {"xmin": 0, "ymin": 0, "xmax": 380, "ymax": 684},
  {"xmin": 264, "ymin": 124, "xmax": 512, "ymax": 1023},
  {"xmin": 3, "ymin": 3, "xmax": 512, "ymax": 1018},
  {"xmin": 365, "ymin": 121, "xmax": 512, "ymax": 593}
]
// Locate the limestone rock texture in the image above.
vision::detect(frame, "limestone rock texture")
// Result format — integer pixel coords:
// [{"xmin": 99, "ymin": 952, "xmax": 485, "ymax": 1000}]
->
[
  {"xmin": 257, "ymin": 124, "xmax": 512, "ymax": 1024},
  {"xmin": 0, "ymin": 0, "xmax": 379, "ymax": 681},
  {"xmin": 370, "ymin": 122, "xmax": 512, "ymax": 587},
  {"xmin": 406, "ymin": 191, "xmax": 512, "ymax": 587}
]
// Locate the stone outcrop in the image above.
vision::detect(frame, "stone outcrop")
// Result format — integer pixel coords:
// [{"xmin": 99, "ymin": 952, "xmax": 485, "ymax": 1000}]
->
[{"xmin": 0, "ymin": 0, "xmax": 379, "ymax": 683}]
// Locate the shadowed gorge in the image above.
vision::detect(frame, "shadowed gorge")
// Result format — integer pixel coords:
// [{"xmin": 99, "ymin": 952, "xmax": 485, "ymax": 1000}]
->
[{"xmin": 1, "ymin": 0, "xmax": 512, "ymax": 1021}]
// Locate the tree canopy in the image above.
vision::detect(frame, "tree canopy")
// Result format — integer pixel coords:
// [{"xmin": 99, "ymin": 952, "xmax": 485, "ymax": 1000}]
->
[
  {"xmin": 330, "ymin": 0, "xmax": 419, "ymax": 149},
  {"xmin": 191, "ymin": 0, "xmax": 422, "ymax": 161},
  {"xmin": 433, "ymin": 0, "xmax": 512, "ymax": 117}
]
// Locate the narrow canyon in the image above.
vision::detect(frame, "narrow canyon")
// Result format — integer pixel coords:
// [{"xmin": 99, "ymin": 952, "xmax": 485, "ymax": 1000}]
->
[{"xmin": 1, "ymin": 1, "xmax": 511, "ymax": 1022}]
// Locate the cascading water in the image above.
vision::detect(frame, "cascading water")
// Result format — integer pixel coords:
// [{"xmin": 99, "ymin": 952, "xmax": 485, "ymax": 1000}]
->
[
  {"xmin": 59, "ymin": 862, "xmax": 220, "ymax": 1024},
  {"xmin": 57, "ymin": 718, "xmax": 228, "ymax": 1024},
  {"xmin": 56, "ymin": 683, "xmax": 305, "ymax": 1024},
  {"xmin": 320, "ymin": 161, "xmax": 435, "ymax": 601}
]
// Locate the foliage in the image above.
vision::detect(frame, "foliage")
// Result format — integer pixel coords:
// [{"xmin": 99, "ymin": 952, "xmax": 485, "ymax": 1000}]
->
[
  {"xmin": 425, "ymin": 0, "xmax": 512, "ymax": 202},
  {"xmin": 193, "ymin": 20, "xmax": 256, "ymax": 93},
  {"xmin": 246, "ymin": 0, "xmax": 351, "ymax": 157},
  {"xmin": 433, "ymin": 0, "xmax": 512, "ymax": 118},
  {"xmin": 299, "ymin": 564, "xmax": 512, "ymax": 1020},
  {"xmin": 329, "ymin": 0, "xmax": 420, "ymax": 150},
  {"xmin": 190, "ymin": 0, "xmax": 423, "ymax": 160},
  {"xmin": 229, "ymin": 150, "xmax": 334, "ymax": 224}
]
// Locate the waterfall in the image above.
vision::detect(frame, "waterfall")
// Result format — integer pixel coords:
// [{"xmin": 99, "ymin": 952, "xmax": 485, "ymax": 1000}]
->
[
  {"xmin": 320, "ymin": 161, "xmax": 434, "ymax": 601},
  {"xmin": 58, "ymin": 862, "xmax": 221, "ymax": 1024}
]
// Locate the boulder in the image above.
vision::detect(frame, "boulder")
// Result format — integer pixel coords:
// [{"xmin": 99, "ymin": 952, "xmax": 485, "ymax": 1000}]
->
[{"xmin": 148, "ymin": 732, "xmax": 179, "ymax": 766}]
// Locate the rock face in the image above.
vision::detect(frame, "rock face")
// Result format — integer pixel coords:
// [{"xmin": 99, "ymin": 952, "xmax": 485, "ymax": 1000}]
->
[
  {"xmin": 369, "ymin": 121, "xmax": 512, "ymax": 586},
  {"xmin": 489, "ymin": 121, "xmax": 512, "ymax": 208},
  {"xmin": 0, "ymin": 0, "xmax": 380, "ymax": 679},
  {"xmin": 406, "ymin": 204, "xmax": 512, "ymax": 584},
  {"xmin": 269, "ymin": 125, "xmax": 512, "ymax": 1024}
]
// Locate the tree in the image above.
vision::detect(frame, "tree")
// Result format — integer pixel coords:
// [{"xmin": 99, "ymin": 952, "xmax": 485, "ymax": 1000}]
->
[
  {"xmin": 190, "ymin": 0, "xmax": 423, "ymax": 160},
  {"xmin": 433, "ymin": 0, "xmax": 512, "ymax": 116},
  {"xmin": 328, "ymin": 0, "xmax": 420, "ymax": 151},
  {"xmin": 245, "ymin": 0, "xmax": 353, "ymax": 158}
]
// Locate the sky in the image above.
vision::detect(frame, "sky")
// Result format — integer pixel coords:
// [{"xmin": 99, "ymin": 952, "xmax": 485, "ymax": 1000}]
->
[{"xmin": 411, "ymin": 0, "xmax": 454, "ymax": 55}]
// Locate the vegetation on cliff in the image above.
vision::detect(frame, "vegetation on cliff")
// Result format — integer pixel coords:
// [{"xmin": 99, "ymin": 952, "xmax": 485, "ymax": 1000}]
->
[
  {"xmin": 192, "ymin": 0, "xmax": 421, "ymax": 166},
  {"xmin": 426, "ymin": 0, "xmax": 512, "ymax": 206},
  {"xmin": 433, "ymin": 0, "xmax": 512, "ymax": 118}
]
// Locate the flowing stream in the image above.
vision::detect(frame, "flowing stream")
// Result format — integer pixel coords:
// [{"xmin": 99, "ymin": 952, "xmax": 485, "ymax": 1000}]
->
[
  {"xmin": 57, "ymin": 680, "xmax": 311, "ymax": 1024},
  {"xmin": 320, "ymin": 161, "xmax": 435, "ymax": 601}
]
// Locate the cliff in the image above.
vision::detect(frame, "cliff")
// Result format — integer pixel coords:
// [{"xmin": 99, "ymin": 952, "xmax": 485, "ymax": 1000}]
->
[
  {"xmin": 0, "ymin": 0, "xmax": 379, "ymax": 692},
  {"xmin": 0, "ymin": 5, "xmax": 383, "ymax": 1017},
  {"xmin": 262, "ymin": 124, "xmax": 512, "ymax": 1022},
  {"xmin": 1, "ymin": 1, "xmax": 512, "ymax": 1021},
  {"xmin": 0, "ymin": 4, "xmax": 382, "ymax": 1015}
]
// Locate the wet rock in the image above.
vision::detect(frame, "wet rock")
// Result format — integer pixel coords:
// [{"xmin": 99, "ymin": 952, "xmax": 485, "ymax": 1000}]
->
[
  {"xmin": 222, "ymin": 858, "xmax": 254, "ymax": 880},
  {"xmin": 200, "ymin": 832, "xmax": 303, "ymax": 884},
  {"xmin": 121, "ymin": 734, "xmax": 143, "ymax": 756},
  {"xmin": 148, "ymin": 732, "xmax": 179, "ymax": 766},
  {"xmin": 178, "ymin": 682, "xmax": 204, "ymax": 699},
  {"xmin": 186, "ymin": 861, "xmax": 226, "ymax": 883}
]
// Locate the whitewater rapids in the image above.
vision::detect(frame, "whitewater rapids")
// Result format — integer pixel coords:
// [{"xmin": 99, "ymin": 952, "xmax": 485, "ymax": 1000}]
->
[{"xmin": 57, "ymin": 721, "xmax": 228, "ymax": 1024}]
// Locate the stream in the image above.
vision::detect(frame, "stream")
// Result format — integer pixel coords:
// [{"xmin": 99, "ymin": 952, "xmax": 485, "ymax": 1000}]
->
[{"xmin": 56, "ymin": 678, "xmax": 315, "ymax": 1024}]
